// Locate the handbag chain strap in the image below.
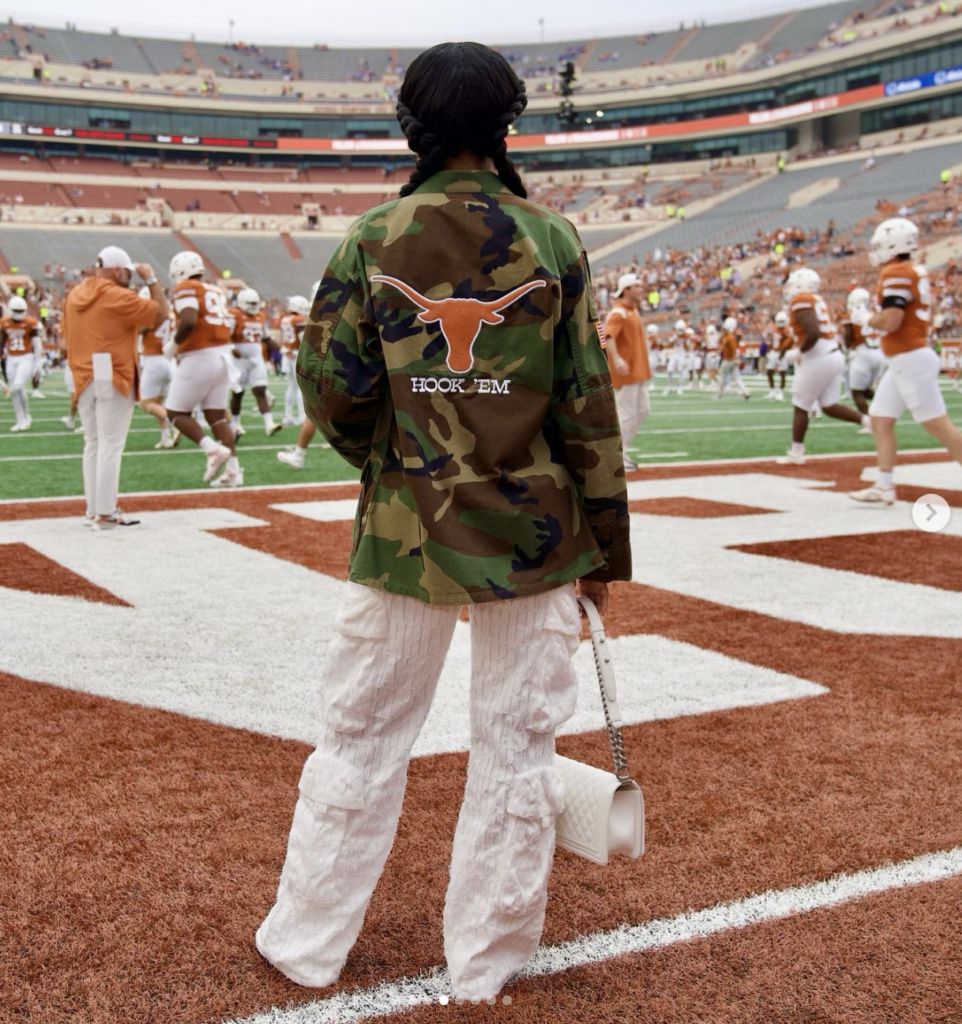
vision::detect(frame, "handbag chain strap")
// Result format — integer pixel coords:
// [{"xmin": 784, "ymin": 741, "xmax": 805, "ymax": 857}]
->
[{"xmin": 577, "ymin": 595, "xmax": 633, "ymax": 782}]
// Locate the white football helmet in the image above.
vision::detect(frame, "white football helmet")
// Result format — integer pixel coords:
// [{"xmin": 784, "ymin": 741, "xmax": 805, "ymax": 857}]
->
[
  {"xmin": 237, "ymin": 287, "xmax": 261, "ymax": 315},
  {"xmin": 774, "ymin": 311, "xmax": 789, "ymax": 327},
  {"xmin": 8, "ymin": 296, "xmax": 28, "ymax": 320},
  {"xmin": 723, "ymin": 316, "xmax": 738, "ymax": 332},
  {"xmin": 288, "ymin": 295, "xmax": 310, "ymax": 317},
  {"xmin": 674, "ymin": 318, "xmax": 687, "ymax": 333},
  {"xmin": 169, "ymin": 251, "xmax": 205, "ymax": 284},
  {"xmin": 869, "ymin": 217, "xmax": 918, "ymax": 267},
  {"xmin": 645, "ymin": 323, "xmax": 659, "ymax": 337},
  {"xmin": 782, "ymin": 267, "xmax": 820, "ymax": 304},
  {"xmin": 846, "ymin": 287, "xmax": 871, "ymax": 313}
]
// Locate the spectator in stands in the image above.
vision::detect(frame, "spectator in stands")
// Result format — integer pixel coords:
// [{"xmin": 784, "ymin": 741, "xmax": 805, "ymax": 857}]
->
[{"xmin": 62, "ymin": 246, "xmax": 168, "ymax": 529}]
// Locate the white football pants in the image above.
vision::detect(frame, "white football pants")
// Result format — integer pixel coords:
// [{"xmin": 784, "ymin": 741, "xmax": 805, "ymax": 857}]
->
[
  {"xmin": 257, "ymin": 581, "xmax": 582, "ymax": 1001},
  {"xmin": 77, "ymin": 382, "xmax": 136, "ymax": 517},
  {"xmin": 283, "ymin": 356, "xmax": 305, "ymax": 422},
  {"xmin": 7, "ymin": 354, "xmax": 34, "ymax": 426}
]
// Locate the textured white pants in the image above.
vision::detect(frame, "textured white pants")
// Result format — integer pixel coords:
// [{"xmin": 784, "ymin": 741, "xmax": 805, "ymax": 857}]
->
[
  {"xmin": 77, "ymin": 382, "xmax": 135, "ymax": 517},
  {"xmin": 257, "ymin": 581, "xmax": 582, "ymax": 1000}
]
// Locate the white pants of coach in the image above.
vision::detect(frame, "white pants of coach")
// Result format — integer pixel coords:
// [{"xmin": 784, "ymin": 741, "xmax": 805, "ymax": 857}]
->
[
  {"xmin": 615, "ymin": 380, "xmax": 650, "ymax": 459},
  {"xmin": 257, "ymin": 581, "xmax": 581, "ymax": 1001},
  {"xmin": 77, "ymin": 382, "xmax": 136, "ymax": 517},
  {"xmin": 717, "ymin": 359, "xmax": 747, "ymax": 395}
]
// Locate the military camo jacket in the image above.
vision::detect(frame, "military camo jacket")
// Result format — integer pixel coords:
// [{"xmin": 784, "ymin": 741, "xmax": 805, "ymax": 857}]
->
[{"xmin": 297, "ymin": 169, "xmax": 631, "ymax": 605}]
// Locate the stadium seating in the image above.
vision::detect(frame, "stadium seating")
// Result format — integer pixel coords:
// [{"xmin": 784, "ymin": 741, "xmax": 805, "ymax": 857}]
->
[
  {"xmin": 671, "ymin": 14, "xmax": 785, "ymax": 63},
  {"xmin": 748, "ymin": 0, "xmax": 875, "ymax": 66}
]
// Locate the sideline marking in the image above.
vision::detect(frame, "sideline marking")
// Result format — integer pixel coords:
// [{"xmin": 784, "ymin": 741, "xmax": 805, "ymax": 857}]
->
[
  {"xmin": 1, "ymin": 450, "xmax": 947, "ymax": 506},
  {"xmin": 226, "ymin": 844, "xmax": 962, "ymax": 1024}
]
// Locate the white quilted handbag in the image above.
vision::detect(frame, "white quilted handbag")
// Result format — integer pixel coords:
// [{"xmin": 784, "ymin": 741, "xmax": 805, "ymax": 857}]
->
[{"xmin": 554, "ymin": 595, "xmax": 644, "ymax": 866}]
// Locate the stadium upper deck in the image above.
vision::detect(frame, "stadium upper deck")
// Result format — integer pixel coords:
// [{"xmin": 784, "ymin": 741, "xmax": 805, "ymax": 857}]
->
[{"xmin": 2, "ymin": 1, "xmax": 962, "ymax": 171}]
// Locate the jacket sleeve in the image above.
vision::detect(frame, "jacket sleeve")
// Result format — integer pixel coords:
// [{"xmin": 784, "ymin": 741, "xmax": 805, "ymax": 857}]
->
[
  {"xmin": 549, "ymin": 250, "xmax": 632, "ymax": 583},
  {"xmin": 295, "ymin": 238, "xmax": 385, "ymax": 470}
]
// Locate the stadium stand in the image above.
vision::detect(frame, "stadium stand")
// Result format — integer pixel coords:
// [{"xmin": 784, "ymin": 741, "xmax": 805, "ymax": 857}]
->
[
  {"xmin": 581, "ymin": 29, "xmax": 689, "ymax": 73},
  {"xmin": 671, "ymin": 14, "xmax": 785, "ymax": 63},
  {"xmin": 748, "ymin": 0, "xmax": 877, "ymax": 66}
]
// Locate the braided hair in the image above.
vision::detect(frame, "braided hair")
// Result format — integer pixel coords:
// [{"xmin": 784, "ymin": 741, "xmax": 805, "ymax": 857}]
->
[{"xmin": 396, "ymin": 42, "xmax": 528, "ymax": 199}]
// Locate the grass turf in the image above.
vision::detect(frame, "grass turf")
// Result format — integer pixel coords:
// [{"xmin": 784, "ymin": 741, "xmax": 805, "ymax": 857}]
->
[{"xmin": 1, "ymin": 370, "xmax": 960, "ymax": 501}]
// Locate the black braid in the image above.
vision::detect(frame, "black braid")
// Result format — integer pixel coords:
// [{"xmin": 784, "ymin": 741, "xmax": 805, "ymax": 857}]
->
[
  {"xmin": 490, "ymin": 86, "xmax": 528, "ymax": 199},
  {"xmin": 396, "ymin": 101, "xmax": 448, "ymax": 197}
]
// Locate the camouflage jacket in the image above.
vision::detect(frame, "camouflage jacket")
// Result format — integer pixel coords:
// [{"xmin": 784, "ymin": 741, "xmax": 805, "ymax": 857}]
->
[{"xmin": 297, "ymin": 169, "xmax": 631, "ymax": 605}]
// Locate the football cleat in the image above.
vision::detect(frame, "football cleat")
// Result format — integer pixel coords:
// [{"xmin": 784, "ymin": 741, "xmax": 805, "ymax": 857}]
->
[
  {"xmin": 776, "ymin": 451, "xmax": 806, "ymax": 466},
  {"xmin": 90, "ymin": 510, "xmax": 141, "ymax": 531},
  {"xmin": 202, "ymin": 445, "xmax": 232, "ymax": 482},
  {"xmin": 233, "ymin": 423, "xmax": 246, "ymax": 438},
  {"xmin": 210, "ymin": 466, "xmax": 244, "ymax": 488},
  {"xmin": 61, "ymin": 415, "xmax": 76, "ymax": 429},
  {"xmin": 170, "ymin": 427, "xmax": 181, "ymax": 447},
  {"xmin": 154, "ymin": 435, "xmax": 177, "ymax": 449},
  {"xmin": 265, "ymin": 420, "xmax": 283, "ymax": 436},
  {"xmin": 857, "ymin": 424, "xmax": 874, "ymax": 435},
  {"xmin": 277, "ymin": 447, "xmax": 305, "ymax": 469},
  {"xmin": 849, "ymin": 484, "xmax": 896, "ymax": 505},
  {"xmin": 31, "ymin": 389, "xmax": 45, "ymax": 399}
]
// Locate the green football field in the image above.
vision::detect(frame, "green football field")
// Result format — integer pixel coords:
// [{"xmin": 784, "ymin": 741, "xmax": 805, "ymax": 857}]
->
[{"xmin": 2, "ymin": 369, "xmax": 960, "ymax": 501}]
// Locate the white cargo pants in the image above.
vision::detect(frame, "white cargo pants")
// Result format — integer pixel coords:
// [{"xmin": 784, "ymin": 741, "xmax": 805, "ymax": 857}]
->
[{"xmin": 256, "ymin": 580, "xmax": 581, "ymax": 1001}]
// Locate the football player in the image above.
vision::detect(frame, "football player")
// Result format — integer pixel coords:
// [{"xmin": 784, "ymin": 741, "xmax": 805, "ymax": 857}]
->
[
  {"xmin": 765, "ymin": 311, "xmax": 792, "ymax": 400},
  {"xmin": 165, "ymin": 251, "xmax": 242, "ymax": 487},
  {"xmin": 137, "ymin": 285, "xmax": 180, "ymax": 449},
  {"xmin": 841, "ymin": 287, "xmax": 885, "ymax": 431},
  {"xmin": 663, "ymin": 318, "xmax": 688, "ymax": 395},
  {"xmin": 850, "ymin": 217, "xmax": 962, "ymax": 504},
  {"xmin": 714, "ymin": 316, "xmax": 750, "ymax": 400},
  {"xmin": 775, "ymin": 268, "xmax": 868, "ymax": 465},
  {"xmin": 277, "ymin": 280, "xmax": 320, "ymax": 469},
  {"xmin": 228, "ymin": 288, "xmax": 281, "ymax": 438},
  {"xmin": 279, "ymin": 295, "xmax": 310, "ymax": 425},
  {"xmin": 0, "ymin": 296, "xmax": 43, "ymax": 432},
  {"xmin": 704, "ymin": 323, "xmax": 721, "ymax": 388}
]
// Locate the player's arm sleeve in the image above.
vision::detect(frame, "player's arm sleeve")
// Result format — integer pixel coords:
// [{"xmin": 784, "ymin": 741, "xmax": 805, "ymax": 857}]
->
[
  {"xmin": 547, "ymin": 250, "xmax": 632, "ymax": 583},
  {"xmin": 296, "ymin": 242, "xmax": 385, "ymax": 470}
]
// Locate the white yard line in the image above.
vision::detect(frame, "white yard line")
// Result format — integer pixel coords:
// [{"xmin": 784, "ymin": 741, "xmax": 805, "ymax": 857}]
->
[{"xmin": 225, "ymin": 844, "xmax": 962, "ymax": 1024}]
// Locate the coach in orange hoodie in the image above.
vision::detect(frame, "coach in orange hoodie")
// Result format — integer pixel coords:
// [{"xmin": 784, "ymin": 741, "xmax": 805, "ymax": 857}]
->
[
  {"xmin": 63, "ymin": 246, "xmax": 168, "ymax": 528},
  {"xmin": 604, "ymin": 272, "xmax": 652, "ymax": 471}
]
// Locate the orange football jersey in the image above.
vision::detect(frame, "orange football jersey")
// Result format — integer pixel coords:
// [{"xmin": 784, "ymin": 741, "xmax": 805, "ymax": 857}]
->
[
  {"xmin": 0, "ymin": 315, "xmax": 40, "ymax": 356},
  {"xmin": 720, "ymin": 331, "xmax": 738, "ymax": 361},
  {"xmin": 775, "ymin": 326, "xmax": 794, "ymax": 353},
  {"xmin": 231, "ymin": 308, "xmax": 267, "ymax": 346},
  {"xmin": 788, "ymin": 293, "xmax": 837, "ymax": 356},
  {"xmin": 876, "ymin": 262, "xmax": 930, "ymax": 357},
  {"xmin": 279, "ymin": 314, "xmax": 307, "ymax": 357},
  {"xmin": 173, "ymin": 280, "xmax": 231, "ymax": 353},
  {"xmin": 140, "ymin": 313, "xmax": 175, "ymax": 357}
]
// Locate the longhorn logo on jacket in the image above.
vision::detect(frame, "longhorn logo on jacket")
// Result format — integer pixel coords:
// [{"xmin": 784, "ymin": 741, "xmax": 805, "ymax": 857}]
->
[{"xmin": 370, "ymin": 274, "xmax": 547, "ymax": 374}]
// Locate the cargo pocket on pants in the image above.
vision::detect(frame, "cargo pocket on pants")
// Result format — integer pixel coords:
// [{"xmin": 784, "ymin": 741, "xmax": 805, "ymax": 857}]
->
[
  {"xmin": 496, "ymin": 766, "xmax": 566, "ymax": 917},
  {"xmin": 523, "ymin": 587, "xmax": 581, "ymax": 734},
  {"xmin": 322, "ymin": 585, "xmax": 390, "ymax": 734},
  {"xmin": 281, "ymin": 749, "xmax": 366, "ymax": 906}
]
